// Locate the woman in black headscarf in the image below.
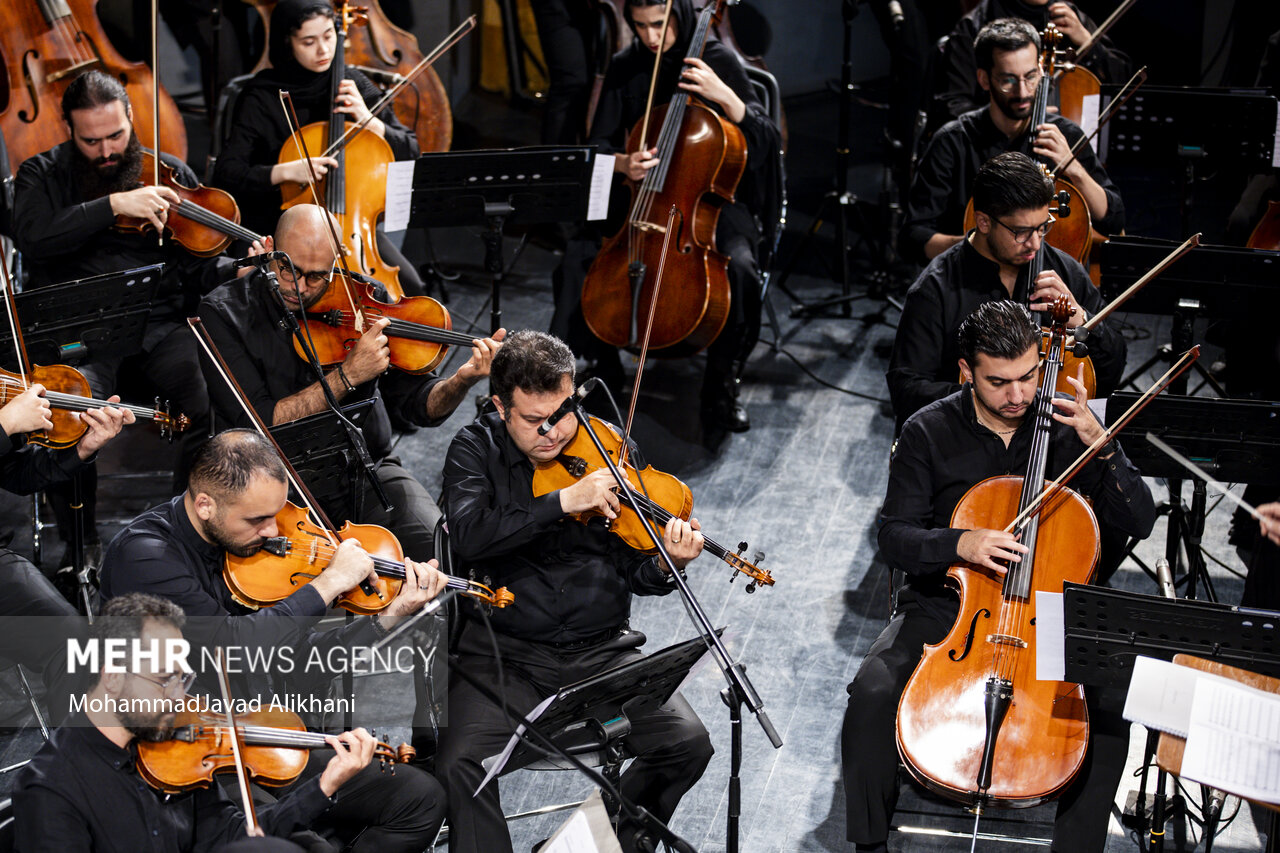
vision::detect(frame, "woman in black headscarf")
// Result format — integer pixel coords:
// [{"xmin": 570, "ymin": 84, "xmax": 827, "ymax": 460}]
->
[
  {"xmin": 212, "ymin": 0, "xmax": 424, "ymax": 293},
  {"xmin": 557, "ymin": 0, "xmax": 782, "ymax": 433}
]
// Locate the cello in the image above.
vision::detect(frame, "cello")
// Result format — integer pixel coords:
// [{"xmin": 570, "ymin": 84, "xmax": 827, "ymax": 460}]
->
[
  {"xmin": 581, "ymin": 0, "xmax": 741, "ymax": 357},
  {"xmin": 0, "ymin": 0, "xmax": 186, "ymax": 177}
]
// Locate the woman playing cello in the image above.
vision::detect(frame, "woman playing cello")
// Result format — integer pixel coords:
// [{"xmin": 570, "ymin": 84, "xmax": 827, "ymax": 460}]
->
[
  {"xmin": 211, "ymin": 0, "xmax": 429, "ymax": 297},
  {"xmin": 842, "ymin": 301, "xmax": 1156, "ymax": 853},
  {"xmin": 552, "ymin": 0, "xmax": 781, "ymax": 433}
]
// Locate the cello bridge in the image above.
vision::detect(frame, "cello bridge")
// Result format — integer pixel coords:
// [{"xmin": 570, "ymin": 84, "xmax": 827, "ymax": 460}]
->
[
  {"xmin": 634, "ymin": 221, "xmax": 668, "ymax": 235},
  {"xmin": 985, "ymin": 633, "xmax": 1028, "ymax": 649}
]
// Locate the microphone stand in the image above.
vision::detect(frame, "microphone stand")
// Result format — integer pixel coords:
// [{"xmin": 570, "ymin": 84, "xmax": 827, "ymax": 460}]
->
[
  {"xmin": 563, "ymin": 401, "xmax": 783, "ymax": 853},
  {"xmin": 261, "ymin": 264, "xmax": 394, "ymax": 513}
]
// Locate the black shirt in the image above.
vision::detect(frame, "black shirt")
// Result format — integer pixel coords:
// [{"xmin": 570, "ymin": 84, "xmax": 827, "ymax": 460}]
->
[
  {"xmin": 886, "ymin": 236, "xmax": 1126, "ymax": 430},
  {"xmin": 12, "ymin": 142, "xmax": 233, "ymax": 325},
  {"xmin": 901, "ymin": 108, "xmax": 1124, "ymax": 264},
  {"xmin": 0, "ymin": 427, "xmax": 88, "ymax": 495},
  {"xmin": 98, "ymin": 494, "xmax": 381, "ymax": 697},
  {"xmin": 879, "ymin": 386, "xmax": 1156, "ymax": 624},
  {"xmin": 441, "ymin": 412, "xmax": 673, "ymax": 643},
  {"xmin": 932, "ymin": 0, "xmax": 1132, "ymax": 128},
  {"xmin": 197, "ymin": 273, "xmax": 445, "ymax": 460},
  {"xmin": 14, "ymin": 713, "xmax": 332, "ymax": 853}
]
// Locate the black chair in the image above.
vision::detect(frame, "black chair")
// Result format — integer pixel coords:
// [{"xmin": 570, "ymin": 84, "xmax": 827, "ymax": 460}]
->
[
  {"xmin": 741, "ymin": 64, "xmax": 788, "ymax": 348},
  {"xmin": 206, "ymin": 73, "xmax": 256, "ymax": 182}
]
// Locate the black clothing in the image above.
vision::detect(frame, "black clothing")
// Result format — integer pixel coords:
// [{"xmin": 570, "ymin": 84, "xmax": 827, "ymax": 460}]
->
[
  {"xmin": 529, "ymin": 0, "xmax": 596, "ymax": 144},
  {"xmin": 14, "ymin": 713, "xmax": 332, "ymax": 853},
  {"xmin": 886, "ymin": 236, "xmax": 1126, "ymax": 431},
  {"xmin": 932, "ymin": 0, "xmax": 1131, "ymax": 129},
  {"xmin": 901, "ymin": 108, "xmax": 1124, "ymax": 264},
  {"xmin": 843, "ymin": 386, "xmax": 1156, "ymax": 848},
  {"xmin": 441, "ymin": 411, "xmax": 673, "ymax": 644},
  {"xmin": 197, "ymin": 274, "xmax": 445, "ymax": 556},
  {"xmin": 437, "ymin": 410, "xmax": 711, "ymax": 853}
]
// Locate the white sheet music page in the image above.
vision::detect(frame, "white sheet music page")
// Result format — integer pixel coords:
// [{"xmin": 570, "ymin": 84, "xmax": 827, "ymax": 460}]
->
[
  {"xmin": 1081, "ymin": 94, "xmax": 1100, "ymax": 153},
  {"xmin": 587, "ymin": 153, "xmax": 615, "ymax": 221},
  {"xmin": 384, "ymin": 160, "xmax": 416, "ymax": 233},
  {"xmin": 1180, "ymin": 679, "xmax": 1280, "ymax": 803}
]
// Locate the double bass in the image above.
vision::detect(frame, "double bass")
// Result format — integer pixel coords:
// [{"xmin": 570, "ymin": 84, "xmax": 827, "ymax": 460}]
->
[
  {"xmin": 0, "ymin": 0, "xmax": 186, "ymax": 176},
  {"xmin": 581, "ymin": 0, "xmax": 741, "ymax": 357}
]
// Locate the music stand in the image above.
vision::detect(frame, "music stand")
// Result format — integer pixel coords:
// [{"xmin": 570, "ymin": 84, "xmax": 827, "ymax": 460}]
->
[
  {"xmin": 0, "ymin": 264, "xmax": 163, "ymax": 621},
  {"xmin": 404, "ymin": 147, "xmax": 597, "ymax": 335},
  {"xmin": 1109, "ymin": 393, "xmax": 1280, "ymax": 601},
  {"xmin": 268, "ymin": 398, "xmax": 376, "ymax": 526}
]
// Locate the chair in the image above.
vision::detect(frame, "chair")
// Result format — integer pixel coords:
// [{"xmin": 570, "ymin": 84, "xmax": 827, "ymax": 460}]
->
[
  {"xmin": 206, "ymin": 73, "xmax": 256, "ymax": 182},
  {"xmin": 742, "ymin": 64, "xmax": 788, "ymax": 348}
]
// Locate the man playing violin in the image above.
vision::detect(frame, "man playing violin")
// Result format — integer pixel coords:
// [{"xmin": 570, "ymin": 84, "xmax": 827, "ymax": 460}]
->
[
  {"xmin": 889, "ymin": 152, "xmax": 1126, "ymax": 432},
  {"xmin": 97, "ymin": 429, "xmax": 448, "ymax": 852},
  {"xmin": 10, "ymin": 69, "xmax": 266, "ymax": 566},
  {"xmin": 199, "ymin": 203, "xmax": 505, "ymax": 559},
  {"xmin": 14, "ymin": 592, "xmax": 388, "ymax": 853},
  {"xmin": 903, "ymin": 18, "xmax": 1124, "ymax": 263},
  {"xmin": 437, "ymin": 329, "xmax": 712, "ymax": 853},
  {"xmin": 843, "ymin": 300, "xmax": 1156, "ymax": 853}
]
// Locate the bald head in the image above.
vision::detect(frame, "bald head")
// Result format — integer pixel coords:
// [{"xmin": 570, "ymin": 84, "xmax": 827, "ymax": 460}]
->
[{"xmin": 275, "ymin": 204, "xmax": 339, "ymax": 256}]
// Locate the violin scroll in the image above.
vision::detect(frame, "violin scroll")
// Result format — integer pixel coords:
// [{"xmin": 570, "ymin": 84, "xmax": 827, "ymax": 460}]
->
[{"xmin": 726, "ymin": 542, "xmax": 773, "ymax": 592}]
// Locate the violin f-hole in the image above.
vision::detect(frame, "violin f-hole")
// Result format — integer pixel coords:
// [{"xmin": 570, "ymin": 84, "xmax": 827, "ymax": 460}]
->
[{"xmin": 949, "ymin": 607, "xmax": 991, "ymax": 662}]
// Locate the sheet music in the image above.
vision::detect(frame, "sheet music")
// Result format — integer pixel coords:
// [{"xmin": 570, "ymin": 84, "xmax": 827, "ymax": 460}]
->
[
  {"xmin": 384, "ymin": 160, "xmax": 416, "ymax": 232},
  {"xmin": 1123, "ymin": 655, "xmax": 1210, "ymax": 737},
  {"xmin": 1081, "ymin": 94, "xmax": 1100, "ymax": 153},
  {"xmin": 1273, "ymin": 107, "xmax": 1280, "ymax": 169},
  {"xmin": 1180, "ymin": 679, "xmax": 1280, "ymax": 802},
  {"xmin": 541, "ymin": 791, "xmax": 623, "ymax": 853},
  {"xmin": 1034, "ymin": 591, "xmax": 1065, "ymax": 681},
  {"xmin": 587, "ymin": 153, "xmax": 615, "ymax": 221},
  {"xmin": 475, "ymin": 693, "xmax": 556, "ymax": 794}
]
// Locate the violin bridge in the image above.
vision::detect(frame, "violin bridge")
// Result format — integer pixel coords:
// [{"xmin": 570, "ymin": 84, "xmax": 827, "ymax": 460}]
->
[
  {"xmin": 984, "ymin": 633, "xmax": 1028, "ymax": 649},
  {"xmin": 634, "ymin": 221, "xmax": 668, "ymax": 235}
]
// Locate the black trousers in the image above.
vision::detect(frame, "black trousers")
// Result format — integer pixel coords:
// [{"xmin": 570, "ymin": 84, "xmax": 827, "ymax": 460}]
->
[
  {"xmin": 350, "ymin": 459, "xmax": 440, "ymax": 562},
  {"xmin": 842, "ymin": 598, "xmax": 1130, "ymax": 852},
  {"xmin": 528, "ymin": 0, "xmax": 595, "ymax": 144},
  {"xmin": 436, "ymin": 622, "xmax": 713, "ymax": 853},
  {"xmin": 0, "ymin": 549, "xmax": 88, "ymax": 724}
]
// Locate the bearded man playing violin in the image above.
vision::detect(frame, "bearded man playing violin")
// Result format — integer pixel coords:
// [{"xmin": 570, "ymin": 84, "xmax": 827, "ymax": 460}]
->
[
  {"xmin": 14, "ymin": 592, "xmax": 392, "ymax": 853},
  {"xmin": 436, "ymin": 329, "xmax": 712, "ymax": 853},
  {"xmin": 842, "ymin": 300, "xmax": 1155, "ymax": 853},
  {"xmin": 97, "ymin": 429, "xmax": 448, "ymax": 852},
  {"xmin": 903, "ymin": 18, "xmax": 1125, "ymax": 263}
]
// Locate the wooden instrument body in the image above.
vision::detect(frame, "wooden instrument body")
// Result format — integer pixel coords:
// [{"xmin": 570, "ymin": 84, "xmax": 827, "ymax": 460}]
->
[
  {"xmin": 1054, "ymin": 65, "xmax": 1101, "ymax": 129},
  {"xmin": 116, "ymin": 150, "xmax": 245, "ymax": 257},
  {"xmin": 0, "ymin": 0, "xmax": 187, "ymax": 176},
  {"xmin": 0, "ymin": 363, "xmax": 91, "ymax": 448},
  {"xmin": 1247, "ymin": 200, "xmax": 1280, "ymax": 251},
  {"xmin": 897, "ymin": 474, "xmax": 1097, "ymax": 807},
  {"xmin": 224, "ymin": 501, "xmax": 405, "ymax": 615},
  {"xmin": 582, "ymin": 101, "xmax": 743, "ymax": 357}
]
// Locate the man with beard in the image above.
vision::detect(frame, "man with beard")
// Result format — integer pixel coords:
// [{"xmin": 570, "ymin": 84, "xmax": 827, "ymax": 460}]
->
[
  {"xmin": 888, "ymin": 152, "xmax": 1125, "ymax": 432},
  {"xmin": 844, "ymin": 300, "xmax": 1156, "ymax": 853},
  {"xmin": 96, "ymin": 430, "xmax": 449, "ymax": 852},
  {"xmin": 13, "ymin": 593, "xmax": 384, "ymax": 853},
  {"xmin": 901, "ymin": 18, "xmax": 1124, "ymax": 264},
  {"xmin": 10, "ymin": 70, "xmax": 257, "ymax": 565},
  {"xmin": 197, "ymin": 204, "xmax": 504, "ymax": 558}
]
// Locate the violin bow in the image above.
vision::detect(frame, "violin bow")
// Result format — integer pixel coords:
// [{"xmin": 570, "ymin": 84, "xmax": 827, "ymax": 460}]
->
[
  {"xmin": 1080, "ymin": 231, "xmax": 1199, "ymax": 332},
  {"xmin": 1145, "ymin": 433, "xmax": 1266, "ymax": 523},
  {"xmin": 214, "ymin": 648, "xmax": 261, "ymax": 836},
  {"xmin": 150, "ymin": 0, "xmax": 163, "ymax": 247},
  {"xmin": 323, "ymin": 16, "xmax": 477, "ymax": 159},
  {"xmin": 0, "ymin": 243, "xmax": 33, "ymax": 392},
  {"xmin": 636, "ymin": 0, "xmax": 675, "ymax": 156},
  {"xmin": 1051, "ymin": 65, "xmax": 1146, "ymax": 179},
  {"xmin": 1074, "ymin": 0, "xmax": 1138, "ymax": 63}
]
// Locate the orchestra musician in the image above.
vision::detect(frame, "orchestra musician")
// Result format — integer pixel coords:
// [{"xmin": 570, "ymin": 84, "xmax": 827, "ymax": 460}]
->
[
  {"xmin": 0, "ymin": 384, "xmax": 133, "ymax": 724},
  {"xmin": 10, "ymin": 69, "xmax": 257, "ymax": 562},
  {"xmin": 13, "ymin": 592, "xmax": 386, "ymax": 853},
  {"xmin": 843, "ymin": 300, "xmax": 1156, "ymax": 853},
  {"xmin": 197, "ymin": 203, "xmax": 504, "ymax": 558},
  {"xmin": 888, "ymin": 152, "xmax": 1126, "ymax": 433},
  {"xmin": 552, "ymin": 0, "xmax": 782, "ymax": 433},
  {"xmin": 436, "ymin": 329, "xmax": 713, "ymax": 853},
  {"xmin": 931, "ymin": 0, "xmax": 1131, "ymax": 129},
  {"xmin": 210, "ymin": 0, "xmax": 429, "ymax": 297},
  {"xmin": 97, "ymin": 430, "xmax": 449, "ymax": 852},
  {"xmin": 902, "ymin": 18, "xmax": 1124, "ymax": 264}
]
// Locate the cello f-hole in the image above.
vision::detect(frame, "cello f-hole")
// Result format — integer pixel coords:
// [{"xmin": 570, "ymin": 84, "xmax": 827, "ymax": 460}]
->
[{"xmin": 949, "ymin": 607, "xmax": 991, "ymax": 662}]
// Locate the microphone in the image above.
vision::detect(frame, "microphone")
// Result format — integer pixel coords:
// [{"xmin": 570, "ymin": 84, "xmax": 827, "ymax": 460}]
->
[
  {"xmin": 886, "ymin": 0, "xmax": 905, "ymax": 32},
  {"xmin": 234, "ymin": 251, "xmax": 289, "ymax": 269},
  {"xmin": 1155, "ymin": 557, "xmax": 1176, "ymax": 600},
  {"xmin": 536, "ymin": 378, "xmax": 599, "ymax": 436}
]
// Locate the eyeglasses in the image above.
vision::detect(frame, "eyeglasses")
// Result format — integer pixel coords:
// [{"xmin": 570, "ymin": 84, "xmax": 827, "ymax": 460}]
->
[
  {"xmin": 992, "ymin": 214, "xmax": 1055, "ymax": 245},
  {"xmin": 992, "ymin": 69, "xmax": 1043, "ymax": 94},
  {"xmin": 133, "ymin": 671, "xmax": 196, "ymax": 693},
  {"xmin": 277, "ymin": 263, "xmax": 336, "ymax": 288}
]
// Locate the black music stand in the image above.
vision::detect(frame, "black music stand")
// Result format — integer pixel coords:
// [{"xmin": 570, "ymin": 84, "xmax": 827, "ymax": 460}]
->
[
  {"xmin": 0, "ymin": 265, "xmax": 163, "ymax": 621},
  {"xmin": 488, "ymin": 628, "xmax": 723, "ymax": 779},
  {"xmin": 1109, "ymin": 394, "xmax": 1280, "ymax": 602},
  {"xmin": 404, "ymin": 147, "xmax": 597, "ymax": 335},
  {"xmin": 268, "ymin": 399, "xmax": 376, "ymax": 526}
]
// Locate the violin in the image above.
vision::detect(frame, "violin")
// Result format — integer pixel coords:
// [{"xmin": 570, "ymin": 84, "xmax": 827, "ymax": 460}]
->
[
  {"xmin": 115, "ymin": 150, "xmax": 264, "ymax": 257},
  {"xmin": 136, "ymin": 700, "xmax": 415, "ymax": 794},
  {"xmin": 530, "ymin": 414, "xmax": 774, "ymax": 592},
  {"xmin": 223, "ymin": 500, "xmax": 514, "ymax": 614},
  {"xmin": 898, "ymin": 297, "xmax": 1095, "ymax": 809},
  {"xmin": 1247, "ymin": 201, "xmax": 1280, "ymax": 251},
  {"xmin": 581, "ymin": 0, "xmax": 740, "ymax": 356},
  {"xmin": 296, "ymin": 272, "xmax": 481, "ymax": 375}
]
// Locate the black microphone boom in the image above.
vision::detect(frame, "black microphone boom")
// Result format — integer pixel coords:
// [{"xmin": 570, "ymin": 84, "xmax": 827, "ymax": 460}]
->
[
  {"xmin": 234, "ymin": 251, "xmax": 289, "ymax": 269},
  {"xmin": 537, "ymin": 378, "xmax": 600, "ymax": 436}
]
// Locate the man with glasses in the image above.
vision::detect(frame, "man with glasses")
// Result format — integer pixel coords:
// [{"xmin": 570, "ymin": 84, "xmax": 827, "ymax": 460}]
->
[
  {"xmin": 15, "ymin": 592, "xmax": 422, "ymax": 853},
  {"xmin": 901, "ymin": 17, "xmax": 1124, "ymax": 264},
  {"xmin": 888, "ymin": 152, "xmax": 1125, "ymax": 433},
  {"xmin": 198, "ymin": 203, "xmax": 505, "ymax": 558}
]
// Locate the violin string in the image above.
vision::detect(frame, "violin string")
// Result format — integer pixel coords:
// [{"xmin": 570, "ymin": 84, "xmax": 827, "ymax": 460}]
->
[
  {"xmin": 323, "ymin": 312, "xmax": 476, "ymax": 346},
  {"xmin": 264, "ymin": 534, "xmax": 485, "ymax": 594},
  {"xmin": 175, "ymin": 199, "xmax": 264, "ymax": 245}
]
